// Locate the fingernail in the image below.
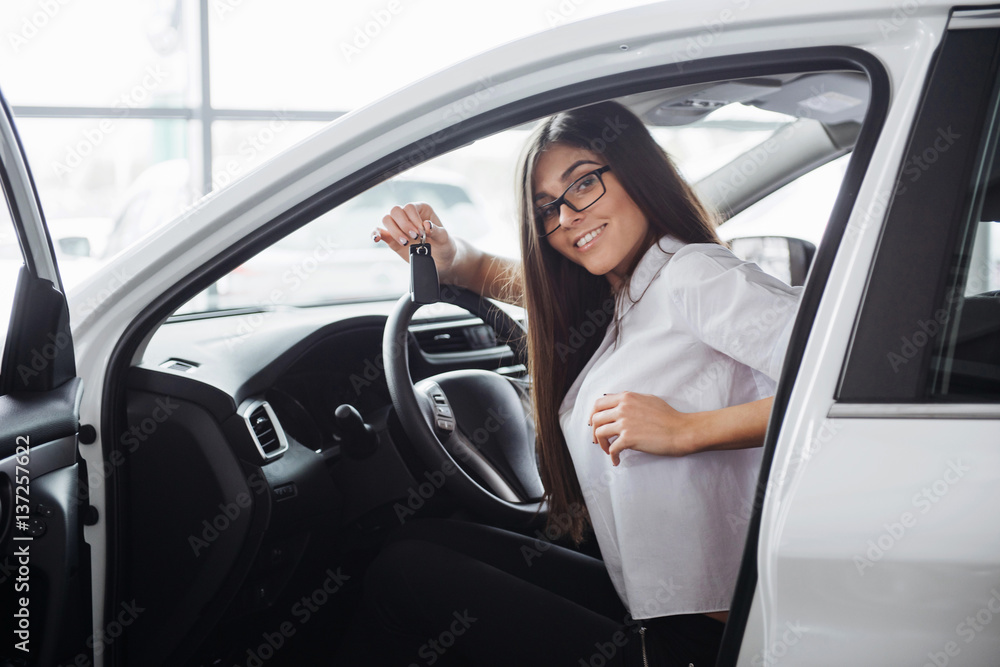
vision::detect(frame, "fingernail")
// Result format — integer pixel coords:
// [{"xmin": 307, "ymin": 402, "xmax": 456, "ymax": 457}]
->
[
  {"xmin": 398, "ymin": 236, "xmax": 408, "ymax": 245},
  {"xmin": 408, "ymin": 230, "xmax": 418, "ymax": 239},
  {"xmin": 373, "ymin": 233, "xmax": 381, "ymax": 242}
]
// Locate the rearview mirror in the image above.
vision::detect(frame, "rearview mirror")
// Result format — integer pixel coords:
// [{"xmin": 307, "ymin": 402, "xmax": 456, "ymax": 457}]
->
[{"xmin": 729, "ymin": 236, "xmax": 815, "ymax": 286}]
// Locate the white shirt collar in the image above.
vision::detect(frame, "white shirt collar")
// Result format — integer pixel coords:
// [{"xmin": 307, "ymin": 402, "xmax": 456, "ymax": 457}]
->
[{"xmin": 614, "ymin": 235, "xmax": 686, "ymax": 322}]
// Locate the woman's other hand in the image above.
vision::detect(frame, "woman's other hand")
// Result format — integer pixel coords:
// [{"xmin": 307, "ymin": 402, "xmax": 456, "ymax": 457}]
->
[
  {"xmin": 589, "ymin": 393, "xmax": 774, "ymax": 465},
  {"xmin": 373, "ymin": 202, "xmax": 460, "ymax": 284},
  {"xmin": 588, "ymin": 392, "xmax": 696, "ymax": 465}
]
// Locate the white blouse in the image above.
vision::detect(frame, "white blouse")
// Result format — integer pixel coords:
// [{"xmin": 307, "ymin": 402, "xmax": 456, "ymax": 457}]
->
[{"xmin": 558, "ymin": 235, "xmax": 802, "ymax": 619}]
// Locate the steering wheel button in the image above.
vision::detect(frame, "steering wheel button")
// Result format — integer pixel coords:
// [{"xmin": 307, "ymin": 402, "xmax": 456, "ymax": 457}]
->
[
  {"xmin": 435, "ymin": 406, "xmax": 453, "ymax": 418},
  {"xmin": 432, "ymin": 394, "xmax": 447, "ymax": 405},
  {"xmin": 436, "ymin": 418, "xmax": 454, "ymax": 431}
]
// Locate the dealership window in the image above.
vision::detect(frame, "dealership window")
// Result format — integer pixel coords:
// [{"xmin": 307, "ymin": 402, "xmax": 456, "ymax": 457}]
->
[
  {"xmin": 1, "ymin": 0, "xmax": 645, "ymax": 296},
  {"xmin": 0, "ymin": 0, "xmax": 343, "ymax": 293}
]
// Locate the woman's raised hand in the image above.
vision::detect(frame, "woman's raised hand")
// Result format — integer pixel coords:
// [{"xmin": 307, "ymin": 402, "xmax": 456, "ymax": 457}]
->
[{"xmin": 373, "ymin": 202, "xmax": 459, "ymax": 284}]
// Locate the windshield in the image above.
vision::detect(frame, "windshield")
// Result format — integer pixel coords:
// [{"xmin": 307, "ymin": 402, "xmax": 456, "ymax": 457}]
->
[{"xmin": 172, "ymin": 101, "xmax": 796, "ymax": 315}]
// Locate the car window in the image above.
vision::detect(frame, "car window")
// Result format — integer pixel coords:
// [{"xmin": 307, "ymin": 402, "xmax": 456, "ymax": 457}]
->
[
  {"xmin": 927, "ymin": 118, "xmax": 1000, "ymax": 398},
  {"xmin": 172, "ymin": 97, "xmax": 802, "ymax": 315},
  {"xmin": 838, "ymin": 28, "xmax": 1000, "ymax": 403},
  {"xmin": 719, "ymin": 153, "xmax": 850, "ymax": 248},
  {"xmin": 0, "ymin": 185, "xmax": 21, "ymax": 365}
]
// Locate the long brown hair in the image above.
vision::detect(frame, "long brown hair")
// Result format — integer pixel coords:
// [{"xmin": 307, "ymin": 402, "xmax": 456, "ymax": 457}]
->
[{"xmin": 516, "ymin": 101, "xmax": 721, "ymax": 543}]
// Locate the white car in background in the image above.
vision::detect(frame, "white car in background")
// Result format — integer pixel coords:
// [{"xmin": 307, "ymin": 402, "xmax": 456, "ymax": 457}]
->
[{"xmin": 1, "ymin": 1, "xmax": 999, "ymax": 666}]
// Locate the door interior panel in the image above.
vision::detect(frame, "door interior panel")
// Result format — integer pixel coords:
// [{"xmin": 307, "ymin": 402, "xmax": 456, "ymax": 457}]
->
[{"xmin": 0, "ymin": 378, "xmax": 90, "ymax": 666}]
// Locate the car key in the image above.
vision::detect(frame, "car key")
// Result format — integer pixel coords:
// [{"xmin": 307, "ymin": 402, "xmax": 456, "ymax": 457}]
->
[{"xmin": 409, "ymin": 234, "xmax": 440, "ymax": 304}]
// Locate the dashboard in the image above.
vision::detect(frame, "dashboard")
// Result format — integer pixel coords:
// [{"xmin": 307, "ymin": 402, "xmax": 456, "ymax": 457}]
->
[{"xmin": 117, "ymin": 298, "xmax": 520, "ymax": 665}]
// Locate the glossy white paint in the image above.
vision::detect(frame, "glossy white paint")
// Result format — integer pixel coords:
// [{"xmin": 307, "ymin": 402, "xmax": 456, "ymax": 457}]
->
[{"xmin": 54, "ymin": 0, "xmax": 1000, "ymax": 663}]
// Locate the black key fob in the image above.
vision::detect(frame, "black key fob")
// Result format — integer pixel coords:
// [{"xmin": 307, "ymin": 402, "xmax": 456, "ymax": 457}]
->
[{"xmin": 409, "ymin": 241, "xmax": 439, "ymax": 304}]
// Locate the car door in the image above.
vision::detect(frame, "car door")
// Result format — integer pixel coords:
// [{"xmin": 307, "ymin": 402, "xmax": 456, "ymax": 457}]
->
[
  {"xmin": 725, "ymin": 10, "xmax": 1000, "ymax": 665},
  {"xmin": 0, "ymin": 90, "xmax": 92, "ymax": 666}
]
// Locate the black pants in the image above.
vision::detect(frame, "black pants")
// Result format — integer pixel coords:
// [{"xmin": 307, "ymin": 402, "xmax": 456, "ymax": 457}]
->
[{"xmin": 334, "ymin": 518, "xmax": 724, "ymax": 666}]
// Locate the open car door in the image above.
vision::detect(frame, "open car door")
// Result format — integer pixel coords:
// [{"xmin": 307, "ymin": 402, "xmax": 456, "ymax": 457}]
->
[{"xmin": 0, "ymin": 90, "xmax": 92, "ymax": 666}]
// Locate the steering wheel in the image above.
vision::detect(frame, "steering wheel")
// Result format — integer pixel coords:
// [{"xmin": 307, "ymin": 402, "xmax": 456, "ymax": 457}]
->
[{"xmin": 383, "ymin": 284, "xmax": 545, "ymax": 525}]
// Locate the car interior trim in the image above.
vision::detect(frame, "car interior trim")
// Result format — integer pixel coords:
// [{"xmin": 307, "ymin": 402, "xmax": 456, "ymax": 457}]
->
[
  {"xmin": 949, "ymin": 7, "xmax": 1000, "ymax": 29},
  {"xmin": 827, "ymin": 402, "xmax": 1000, "ymax": 419}
]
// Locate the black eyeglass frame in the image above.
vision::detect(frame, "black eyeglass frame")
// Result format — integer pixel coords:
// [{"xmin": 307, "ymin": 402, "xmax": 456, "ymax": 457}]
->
[{"xmin": 535, "ymin": 165, "xmax": 612, "ymax": 238}]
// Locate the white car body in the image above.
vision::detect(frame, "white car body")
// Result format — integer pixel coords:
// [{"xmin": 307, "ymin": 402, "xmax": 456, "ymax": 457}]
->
[{"xmin": 4, "ymin": 0, "xmax": 999, "ymax": 664}]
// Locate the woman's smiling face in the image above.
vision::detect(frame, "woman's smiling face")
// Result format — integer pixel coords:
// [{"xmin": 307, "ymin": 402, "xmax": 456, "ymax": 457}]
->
[{"xmin": 532, "ymin": 143, "xmax": 650, "ymax": 288}]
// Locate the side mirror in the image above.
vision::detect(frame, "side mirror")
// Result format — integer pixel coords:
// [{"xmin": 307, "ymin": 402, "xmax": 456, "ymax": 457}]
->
[
  {"xmin": 729, "ymin": 236, "xmax": 815, "ymax": 286},
  {"xmin": 57, "ymin": 236, "xmax": 92, "ymax": 258}
]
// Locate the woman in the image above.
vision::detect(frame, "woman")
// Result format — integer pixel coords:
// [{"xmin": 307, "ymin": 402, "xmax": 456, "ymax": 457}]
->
[{"xmin": 345, "ymin": 101, "xmax": 801, "ymax": 666}]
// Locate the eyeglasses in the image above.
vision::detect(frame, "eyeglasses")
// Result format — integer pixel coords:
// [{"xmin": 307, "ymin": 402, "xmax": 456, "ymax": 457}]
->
[{"xmin": 534, "ymin": 165, "xmax": 612, "ymax": 238}]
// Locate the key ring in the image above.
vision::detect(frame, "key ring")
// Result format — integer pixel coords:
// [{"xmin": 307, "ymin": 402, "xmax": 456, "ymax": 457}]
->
[{"xmin": 415, "ymin": 231, "xmax": 429, "ymax": 255}]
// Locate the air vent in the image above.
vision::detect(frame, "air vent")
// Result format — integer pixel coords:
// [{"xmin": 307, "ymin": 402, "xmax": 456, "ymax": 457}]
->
[
  {"xmin": 159, "ymin": 358, "xmax": 198, "ymax": 373},
  {"xmin": 412, "ymin": 322, "xmax": 497, "ymax": 354},
  {"xmin": 240, "ymin": 400, "xmax": 289, "ymax": 460}
]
